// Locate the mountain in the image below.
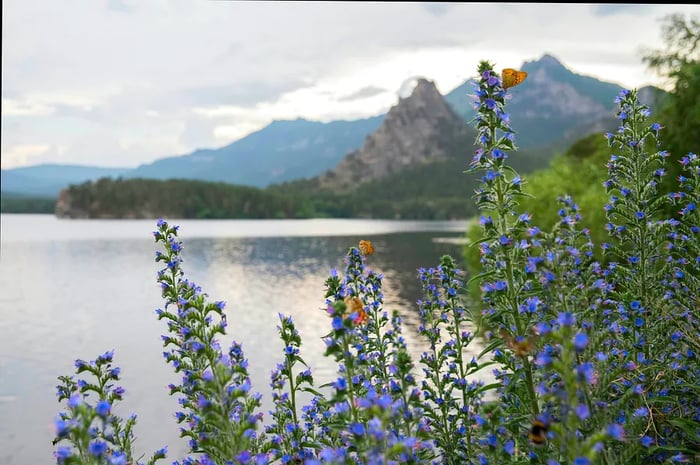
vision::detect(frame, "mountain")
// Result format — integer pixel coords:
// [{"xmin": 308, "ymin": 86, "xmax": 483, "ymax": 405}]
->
[
  {"xmin": 122, "ymin": 116, "xmax": 384, "ymax": 187},
  {"xmin": 0, "ymin": 165, "xmax": 128, "ymax": 198},
  {"xmin": 296, "ymin": 78, "xmax": 550, "ymax": 199},
  {"xmin": 318, "ymin": 78, "xmax": 471, "ymax": 191},
  {"xmin": 445, "ymin": 53, "xmax": 665, "ymax": 151}
]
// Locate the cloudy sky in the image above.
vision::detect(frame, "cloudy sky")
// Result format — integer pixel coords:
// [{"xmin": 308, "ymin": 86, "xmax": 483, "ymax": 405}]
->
[{"xmin": 2, "ymin": 2, "xmax": 698, "ymax": 170}]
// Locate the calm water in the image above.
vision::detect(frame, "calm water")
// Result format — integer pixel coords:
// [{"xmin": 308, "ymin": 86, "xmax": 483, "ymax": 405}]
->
[{"xmin": 0, "ymin": 214, "xmax": 487, "ymax": 464}]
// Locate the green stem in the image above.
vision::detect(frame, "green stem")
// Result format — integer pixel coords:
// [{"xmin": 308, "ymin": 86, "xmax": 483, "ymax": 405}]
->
[
  {"xmin": 285, "ymin": 353, "xmax": 299, "ymax": 426},
  {"xmin": 341, "ymin": 334, "xmax": 359, "ymax": 423}
]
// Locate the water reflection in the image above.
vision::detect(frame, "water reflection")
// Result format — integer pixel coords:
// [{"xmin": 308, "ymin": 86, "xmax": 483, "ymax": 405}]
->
[{"xmin": 0, "ymin": 216, "xmax": 493, "ymax": 464}]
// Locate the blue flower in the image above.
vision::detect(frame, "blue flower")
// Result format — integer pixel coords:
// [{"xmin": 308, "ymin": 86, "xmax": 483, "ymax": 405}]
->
[
  {"xmin": 480, "ymin": 215, "xmax": 493, "ymax": 226},
  {"xmin": 54, "ymin": 447, "xmax": 73, "ymax": 464},
  {"xmin": 492, "ymin": 148, "xmax": 506, "ymax": 160},
  {"xmin": 504, "ymin": 440, "xmax": 515, "ymax": 455},
  {"xmin": 525, "ymin": 296, "xmax": 540, "ymax": 313},
  {"xmin": 95, "ymin": 400, "xmax": 111, "ymax": 418},
  {"xmin": 67, "ymin": 393, "xmax": 82, "ymax": 408},
  {"xmin": 557, "ymin": 312, "xmax": 576, "ymax": 327},
  {"xmin": 55, "ymin": 418, "xmax": 71, "ymax": 438},
  {"xmin": 483, "ymin": 170, "xmax": 498, "ymax": 182},
  {"xmin": 109, "ymin": 451, "xmax": 128, "ymax": 465},
  {"xmin": 334, "ymin": 377, "xmax": 347, "ymax": 391},
  {"xmin": 535, "ymin": 351, "xmax": 552, "ymax": 367},
  {"xmin": 575, "ymin": 403, "xmax": 590, "ymax": 420},
  {"xmin": 350, "ymin": 422, "xmax": 365, "ymax": 435},
  {"xmin": 576, "ymin": 362, "xmax": 595, "ymax": 385},
  {"xmin": 573, "ymin": 332, "xmax": 589, "ymax": 352},
  {"xmin": 607, "ymin": 423, "xmax": 625, "ymax": 441},
  {"xmin": 238, "ymin": 450, "xmax": 252, "ymax": 464},
  {"xmin": 89, "ymin": 439, "xmax": 107, "ymax": 457}
]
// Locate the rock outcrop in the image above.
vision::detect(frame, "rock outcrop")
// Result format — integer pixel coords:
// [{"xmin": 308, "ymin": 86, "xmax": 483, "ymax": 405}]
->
[{"xmin": 319, "ymin": 78, "xmax": 469, "ymax": 191}]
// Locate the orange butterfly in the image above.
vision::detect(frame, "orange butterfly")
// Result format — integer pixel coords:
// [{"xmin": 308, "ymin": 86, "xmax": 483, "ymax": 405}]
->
[
  {"xmin": 501, "ymin": 68, "xmax": 528, "ymax": 89},
  {"xmin": 358, "ymin": 239, "xmax": 375, "ymax": 256},
  {"xmin": 344, "ymin": 296, "xmax": 369, "ymax": 325}
]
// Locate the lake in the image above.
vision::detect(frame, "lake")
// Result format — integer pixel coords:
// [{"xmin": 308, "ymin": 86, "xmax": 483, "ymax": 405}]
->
[{"xmin": 0, "ymin": 214, "xmax": 487, "ymax": 464}]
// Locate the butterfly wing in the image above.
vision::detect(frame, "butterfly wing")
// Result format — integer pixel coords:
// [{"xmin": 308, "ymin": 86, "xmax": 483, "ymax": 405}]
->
[
  {"xmin": 501, "ymin": 68, "xmax": 515, "ymax": 88},
  {"xmin": 501, "ymin": 68, "xmax": 528, "ymax": 89},
  {"xmin": 359, "ymin": 239, "xmax": 374, "ymax": 256}
]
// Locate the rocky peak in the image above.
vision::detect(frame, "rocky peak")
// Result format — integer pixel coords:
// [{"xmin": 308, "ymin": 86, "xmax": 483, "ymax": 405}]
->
[
  {"xmin": 511, "ymin": 53, "xmax": 612, "ymax": 123},
  {"xmin": 319, "ymin": 78, "xmax": 468, "ymax": 191},
  {"xmin": 523, "ymin": 53, "xmax": 567, "ymax": 74}
]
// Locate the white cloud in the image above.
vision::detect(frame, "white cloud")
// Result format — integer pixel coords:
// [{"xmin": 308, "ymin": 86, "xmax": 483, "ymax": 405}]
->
[
  {"xmin": 2, "ymin": 144, "xmax": 51, "ymax": 168},
  {"xmin": 2, "ymin": 99, "xmax": 55, "ymax": 117},
  {"xmin": 2, "ymin": 1, "xmax": 699, "ymax": 169},
  {"xmin": 213, "ymin": 123, "xmax": 269, "ymax": 144}
]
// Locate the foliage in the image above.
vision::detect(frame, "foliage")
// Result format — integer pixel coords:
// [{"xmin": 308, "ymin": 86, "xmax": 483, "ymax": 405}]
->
[
  {"xmin": 53, "ymin": 60, "xmax": 699, "ymax": 465},
  {"xmin": 58, "ymin": 140, "xmax": 552, "ymax": 221},
  {"xmin": 642, "ymin": 13, "xmax": 700, "ymax": 207},
  {"xmin": 60, "ymin": 178, "xmax": 310, "ymax": 219},
  {"xmin": 1, "ymin": 194, "xmax": 56, "ymax": 213},
  {"xmin": 463, "ymin": 133, "xmax": 611, "ymax": 279}
]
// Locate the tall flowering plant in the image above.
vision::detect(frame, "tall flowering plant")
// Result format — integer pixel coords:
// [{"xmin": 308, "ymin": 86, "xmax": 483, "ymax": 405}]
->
[
  {"xmin": 467, "ymin": 61, "xmax": 618, "ymax": 464},
  {"xmin": 52, "ymin": 350, "xmax": 168, "ymax": 465},
  {"xmin": 53, "ymin": 61, "xmax": 699, "ymax": 464}
]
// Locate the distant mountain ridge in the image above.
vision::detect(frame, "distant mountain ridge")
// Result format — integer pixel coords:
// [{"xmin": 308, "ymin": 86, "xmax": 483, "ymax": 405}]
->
[
  {"xmin": 1, "ymin": 165, "xmax": 128, "ymax": 198},
  {"xmin": 123, "ymin": 116, "xmax": 384, "ymax": 187},
  {"xmin": 444, "ymin": 53, "xmax": 665, "ymax": 150},
  {"xmin": 1, "ymin": 54, "xmax": 667, "ymax": 199}
]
